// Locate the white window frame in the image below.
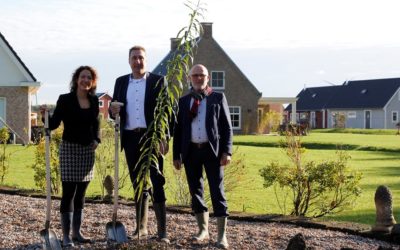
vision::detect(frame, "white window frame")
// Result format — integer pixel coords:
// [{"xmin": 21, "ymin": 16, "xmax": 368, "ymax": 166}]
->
[
  {"xmin": 99, "ymin": 100, "xmax": 104, "ymax": 108},
  {"xmin": 347, "ymin": 111, "xmax": 356, "ymax": 118},
  {"xmin": 211, "ymin": 71, "xmax": 225, "ymax": 90},
  {"xmin": 392, "ymin": 111, "xmax": 398, "ymax": 123},
  {"xmin": 229, "ymin": 106, "xmax": 241, "ymax": 130}
]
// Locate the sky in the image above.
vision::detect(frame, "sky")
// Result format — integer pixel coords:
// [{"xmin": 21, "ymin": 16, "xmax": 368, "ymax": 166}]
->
[{"xmin": 2, "ymin": 0, "xmax": 400, "ymax": 104}]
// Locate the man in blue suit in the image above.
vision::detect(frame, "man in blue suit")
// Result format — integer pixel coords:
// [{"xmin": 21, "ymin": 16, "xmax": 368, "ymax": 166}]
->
[
  {"xmin": 173, "ymin": 64, "xmax": 233, "ymax": 249},
  {"xmin": 109, "ymin": 45, "xmax": 169, "ymax": 243}
]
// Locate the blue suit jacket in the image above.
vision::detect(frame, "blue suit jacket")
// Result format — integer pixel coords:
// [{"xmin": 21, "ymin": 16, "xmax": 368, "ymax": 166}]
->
[
  {"xmin": 110, "ymin": 72, "xmax": 166, "ymax": 147},
  {"xmin": 173, "ymin": 91, "xmax": 233, "ymax": 162}
]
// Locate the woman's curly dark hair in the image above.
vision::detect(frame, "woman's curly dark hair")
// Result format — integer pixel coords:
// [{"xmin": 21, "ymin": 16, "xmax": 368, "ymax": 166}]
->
[{"xmin": 70, "ymin": 65, "xmax": 98, "ymax": 95}]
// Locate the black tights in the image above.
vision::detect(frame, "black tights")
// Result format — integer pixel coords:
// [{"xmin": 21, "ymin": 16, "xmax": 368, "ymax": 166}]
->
[{"xmin": 60, "ymin": 181, "xmax": 89, "ymax": 213}]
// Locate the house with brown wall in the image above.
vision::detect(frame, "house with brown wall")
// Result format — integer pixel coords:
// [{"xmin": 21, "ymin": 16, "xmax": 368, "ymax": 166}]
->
[
  {"xmin": 153, "ymin": 22, "xmax": 262, "ymax": 134},
  {"xmin": 0, "ymin": 32, "xmax": 40, "ymax": 144}
]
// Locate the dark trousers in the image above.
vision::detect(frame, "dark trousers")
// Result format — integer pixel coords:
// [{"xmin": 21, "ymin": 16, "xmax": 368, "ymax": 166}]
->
[
  {"xmin": 60, "ymin": 181, "xmax": 89, "ymax": 213},
  {"xmin": 184, "ymin": 144, "xmax": 228, "ymax": 217},
  {"xmin": 123, "ymin": 130, "xmax": 166, "ymax": 203}
]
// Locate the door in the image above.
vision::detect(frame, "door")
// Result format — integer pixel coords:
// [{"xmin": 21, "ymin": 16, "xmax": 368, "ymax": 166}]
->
[{"xmin": 365, "ymin": 110, "xmax": 371, "ymax": 129}]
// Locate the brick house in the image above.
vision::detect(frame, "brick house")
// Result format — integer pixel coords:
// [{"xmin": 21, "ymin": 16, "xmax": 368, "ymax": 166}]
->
[
  {"xmin": 286, "ymin": 78, "xmax": 400, "ymax": 129},
  {"xmin": 153, "ymin": 22, "xmax": 262, "ymax": 134},
  {"xmin": 96, "ymin": 92, "xmax": 112, "ymax": 120},
  {"xmin": 0, "ymin": 32, "xmax": 40, "ymax": 144}
]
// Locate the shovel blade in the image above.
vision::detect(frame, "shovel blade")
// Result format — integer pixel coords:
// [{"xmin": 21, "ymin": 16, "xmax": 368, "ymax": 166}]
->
[
  {"xmin": 106, "ymin": 220, "xmax": 128, "ymax": 243},
  {"xmin": 40, "ymin": 229, "xmax": 62, "ymax": 250}
]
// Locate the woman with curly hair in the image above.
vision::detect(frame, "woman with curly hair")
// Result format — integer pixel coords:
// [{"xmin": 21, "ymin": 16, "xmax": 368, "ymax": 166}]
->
[{"xmin": 40, "ymin": 65, "xmax": 100, "ymax": 247}]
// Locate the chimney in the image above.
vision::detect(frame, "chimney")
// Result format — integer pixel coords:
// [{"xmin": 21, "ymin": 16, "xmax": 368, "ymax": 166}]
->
[
  {"xmin": 201, "ymin": 22, "xmax": 213, "ymax": 38},
  {"xmin": 170, "ymin": 37, "xmax": 180, "ymax": 51}
]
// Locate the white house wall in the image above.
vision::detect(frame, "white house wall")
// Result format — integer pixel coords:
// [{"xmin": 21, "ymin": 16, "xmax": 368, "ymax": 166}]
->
[
  {"xmin": 0, "ymin": 45, "xmax": 27, "ymax": 84},
  {"xmin": 328, "ymin": 109, "xmax": 384, "ymax": 129},
  {"xmin": 345, "ymin": 110, "xmax": 367, "ymax": 128},
  {"xmin": 385, "ymin": 88, "xmax": 400, "ymax": 128}
]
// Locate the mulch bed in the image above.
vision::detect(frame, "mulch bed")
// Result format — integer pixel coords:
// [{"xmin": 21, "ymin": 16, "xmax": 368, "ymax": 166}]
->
[{"xmin": 1, "ymin": 188, "xmax": 399, "ymax": 250}]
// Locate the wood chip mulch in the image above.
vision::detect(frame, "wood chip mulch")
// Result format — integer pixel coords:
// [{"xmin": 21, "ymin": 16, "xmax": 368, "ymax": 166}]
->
[{"xmin": 1, "ymin": 193, "xmax": 399, "ymax": 250}]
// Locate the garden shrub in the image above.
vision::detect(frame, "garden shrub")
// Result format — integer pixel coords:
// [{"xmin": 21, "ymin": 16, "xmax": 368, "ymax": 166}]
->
[
  {"xmin": 0, "ymin": 127, "xmax": 10, "ymax": 184},
  {"xmin": 30, "ymin": 127, "xmax": 62, "ymax": 194},
  {"xmin": 259, "ymin": 132, "xmax": 362, "ymax": 217}
]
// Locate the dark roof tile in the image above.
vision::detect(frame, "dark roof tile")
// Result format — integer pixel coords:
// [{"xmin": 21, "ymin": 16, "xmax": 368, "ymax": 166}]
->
[{"xmin": 287, "ymin": 78, "xmax": 400, "ymax": 111}]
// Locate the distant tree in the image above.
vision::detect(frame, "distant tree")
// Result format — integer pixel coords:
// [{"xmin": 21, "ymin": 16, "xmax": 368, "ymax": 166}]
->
[{"xmin": 258, "ymin": 111, "xmax": 281, "ymax": 134}]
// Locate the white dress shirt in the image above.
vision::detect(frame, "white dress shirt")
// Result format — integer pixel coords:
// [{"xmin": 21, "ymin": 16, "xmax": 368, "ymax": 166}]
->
[
  {"xmin": 191, "ymin": 97, "xmax": 209, "ymax": 143},
  {"xmin": 125, "ymin": 75, "xmax": 147, "ymax": 130}
]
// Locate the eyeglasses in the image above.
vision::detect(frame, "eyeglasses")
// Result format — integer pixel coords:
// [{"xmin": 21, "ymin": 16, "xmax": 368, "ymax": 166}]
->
[{"xmin": 191, "ymin": 74, "xmax": 207, "ymax": 78}]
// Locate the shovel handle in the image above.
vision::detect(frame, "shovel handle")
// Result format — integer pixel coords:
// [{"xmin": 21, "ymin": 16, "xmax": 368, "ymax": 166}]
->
[
  {"xmin": 44, "ymin": 110, "xmax": 52, "ymax": 225},
  {"xmin": 113, "ymin": 113, "xmax": 120, "ymax": 218},
  {"xmin": 110, "ymin": 101, "xmax": 124, "ymax": 220}
]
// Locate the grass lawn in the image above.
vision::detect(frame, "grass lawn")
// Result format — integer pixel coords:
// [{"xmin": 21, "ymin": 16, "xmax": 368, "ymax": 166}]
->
[{"xmin": 2, "ymin": 132, "xmax": 400, "ymax": 225}]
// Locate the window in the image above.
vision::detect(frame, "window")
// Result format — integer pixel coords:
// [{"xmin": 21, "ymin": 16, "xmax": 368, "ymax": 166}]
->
[
  {"xmin": 229, "ymin": 106, "xmax": 241, "ymax": 129},
  {"xmin": 211, "ymin": 71, "xmax": 225, "ymax": 89},
  {"xmin": 347, "ymin": 111, "xmax": 356, "ymax": 118},
  {"xmin": 99, "ymin": 100, "xmax": 104, "ymax": 108},
  {"xmin": 300, "ymin": 112, "xmax": 308, "ymax": 120},
  {"xmin": 392, "ymin": 111, "xmax": 398, "ymax": 122}
]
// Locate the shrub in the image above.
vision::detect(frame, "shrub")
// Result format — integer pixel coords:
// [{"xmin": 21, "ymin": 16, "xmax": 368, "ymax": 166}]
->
[
  {"xmin": 259, "ymin": 132, "xmax": 362, "ymax": 217},
  {"xmin": 95, "ymin": 120, "xmax": 114, "ymax": 198},
  {"xmin": 30, "ymin": 127, "xmax": 62, "ymax": 194},
  {"xmin": 169, "ymin": 167, "xmax": 191, "ymax": 206},
  {"xmin": 258, "ymin": 111, "xmax": 281, "ymax": 134},
  {"xmin": 0, "ymin": 127, "xmax": 10, "ymax": 183},
  {"xmin": 95, "ymin": 119, "xmax": 130, "ymax": 199}
]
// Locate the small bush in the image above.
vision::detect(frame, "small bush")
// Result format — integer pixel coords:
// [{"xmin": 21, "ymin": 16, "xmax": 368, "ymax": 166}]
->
[
  {"xmin": 29, "ymin": 127, "xmax": 62, "ymax": 194},
  {"xmin": 258, "ymin": 111, "xmax": 281, "ymax": 134},
  {"xmin": 0, "ymin": 127, "xmax": 10, "ymax": 183},
  {"xmin": 259, "ymin": 132, "xmax": 362, "ymax": 217},
  {"xmin": 95, "ymin": 119, "xmax": 130, "ymax": 199}
]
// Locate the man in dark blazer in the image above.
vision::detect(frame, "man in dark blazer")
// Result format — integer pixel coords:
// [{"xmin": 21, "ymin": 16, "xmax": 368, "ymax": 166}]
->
[
  {"xmin": 109, "ymin": 45, "xmax": 169, "ymax": 243},
  {"xmin": 173, "ymin": 64, "xmax": 233, "ymax": 249}
]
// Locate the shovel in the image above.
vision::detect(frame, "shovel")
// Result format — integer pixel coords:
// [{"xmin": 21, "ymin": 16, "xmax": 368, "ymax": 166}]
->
[
  {"xmin": 40, "ymin": 110, "xmax": 62, "ymax": 250},
  {"xmin": 106, "ymin": 102, "xmax": 128, "ymax": 243}
]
